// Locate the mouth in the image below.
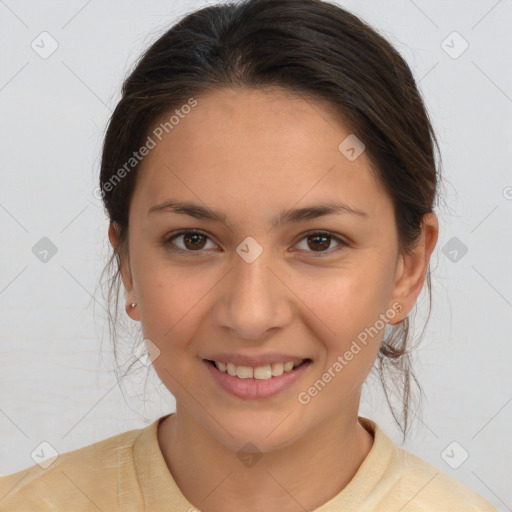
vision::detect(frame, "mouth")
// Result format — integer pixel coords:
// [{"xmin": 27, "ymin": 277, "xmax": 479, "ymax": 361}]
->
[
  {"xmin": 206, "ymin": 359, "xmax": 311, "ymax": 379},
  {"xmin": 203, "ymin": 358, "xmax": 313, "ymax": 399}
]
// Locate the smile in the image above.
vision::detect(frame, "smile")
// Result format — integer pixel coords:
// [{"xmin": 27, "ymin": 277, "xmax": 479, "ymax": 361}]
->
[
  {"xmin": 204, "ymin": 358, "xmax": 312, "ymax": 399},
  {"xmin": 210, "ymin": 360, "xmax": 305, "ymax": 380}
]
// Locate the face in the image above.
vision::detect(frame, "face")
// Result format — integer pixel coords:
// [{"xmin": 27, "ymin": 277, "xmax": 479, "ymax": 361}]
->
[{"xmin": 112, "ymin": 87, "xmax": 437, "ymax": 452}]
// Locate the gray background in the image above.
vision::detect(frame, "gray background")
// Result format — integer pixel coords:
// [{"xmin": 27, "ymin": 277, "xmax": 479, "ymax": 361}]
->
[{"xmin": 1, "ymin": 0, "xmax": 511, "ymax": 509}]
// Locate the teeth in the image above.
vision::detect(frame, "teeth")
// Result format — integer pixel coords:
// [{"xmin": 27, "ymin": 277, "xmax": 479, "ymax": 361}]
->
[
  {"xmin": 236, "ymin": 365, "xmax": 253, "ymax": 379},
  {"xmin": 226, "ymin": 362, "xmax": 237, "ymax": 376},
  {"xmin": 271, "ymin": 362, "xmax": 284, "ymax": 377},
  {"xmin": 213, "ymin": 360, "xmax": 304, "ymax": 380},
  {"xmin": 216, "ymin": 361, "xmax": 227, "ymax": 372},
  {"xmin": 254, "ymin": 365, "xmax": 272, "ymax": 380}
]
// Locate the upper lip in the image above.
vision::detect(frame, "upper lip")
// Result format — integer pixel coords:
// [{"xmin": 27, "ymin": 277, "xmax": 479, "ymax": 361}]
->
[{"xmin": 204, "ymin": 353, "xmax": 310, "ymax": 367}]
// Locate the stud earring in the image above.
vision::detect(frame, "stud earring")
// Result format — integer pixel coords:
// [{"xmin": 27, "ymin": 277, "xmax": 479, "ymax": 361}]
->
[{"xmin": 130, "ymin": 303, "xmax": 137, "ymax": 308}]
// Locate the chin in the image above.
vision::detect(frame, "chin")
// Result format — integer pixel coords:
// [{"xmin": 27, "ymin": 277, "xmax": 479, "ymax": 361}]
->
[{"xmin": 201, "ymin": 408, "xmax": 306, "ymax": 454}]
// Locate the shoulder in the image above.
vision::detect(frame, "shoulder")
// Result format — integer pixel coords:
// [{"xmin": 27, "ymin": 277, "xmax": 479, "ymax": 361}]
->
[
  {"xmin": 0, "ymin": 425, "xmax": 144, "ymax": 511},
  {"xmin": 354, "ymin": 418, "xmax": 497, "ymax": 511},
  {"xmin": 379, "ymin": 431, "xmax": 497, "ymax": 510},
  {"xmin": 390, "ymin": 445, "xmax": 496, "ymax": 510}
]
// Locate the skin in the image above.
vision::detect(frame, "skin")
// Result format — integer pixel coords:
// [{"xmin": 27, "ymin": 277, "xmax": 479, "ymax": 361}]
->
[{"xmin": 109, "ymin": 86, "xmax": 438, "ymax": 512}]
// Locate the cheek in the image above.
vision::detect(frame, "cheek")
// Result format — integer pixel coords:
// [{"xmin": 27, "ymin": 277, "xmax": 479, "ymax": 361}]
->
[
  {"xmin": 292, "ymin": 259, "xmax": 394, "ymax": 394},
  {"xmin": 133, "ymin": 266, "xmax": 207, "ymax": 387},
  {"xmin": 135, "ymin": 269, "xmax": 201, "ymax": 336},
  {"xmin": 131, "ymin": 250, "xmax": 223, "ymax": 359},
  {"xmin": 294, "ymin": 260, "xmax": 393, "ymax": 344},
  {"xmin": 294, "ymin": 275, "xmax": 388, "ymax": 403}
]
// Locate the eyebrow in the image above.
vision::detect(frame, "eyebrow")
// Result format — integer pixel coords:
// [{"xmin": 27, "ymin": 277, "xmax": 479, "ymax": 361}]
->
[{"xmin": 147, "ymin": 199, "xmax": 368, "ymax": 228}]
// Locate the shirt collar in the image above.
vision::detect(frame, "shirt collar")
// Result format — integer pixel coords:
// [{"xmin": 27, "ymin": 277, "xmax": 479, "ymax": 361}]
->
[{"xmin": 133, "ymin": 414, "xmax": 394, "ymax": 511}]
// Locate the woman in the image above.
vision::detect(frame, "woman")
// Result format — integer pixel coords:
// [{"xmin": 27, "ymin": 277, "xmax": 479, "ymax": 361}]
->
[{"xmin": 0, "ymin": 0, "xmax": 497, "ymax": 510}]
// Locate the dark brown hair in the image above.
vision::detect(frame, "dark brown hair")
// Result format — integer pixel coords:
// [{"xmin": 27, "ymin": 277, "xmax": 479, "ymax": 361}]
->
[{"xmin": 99, "ymin": 0, "xmax": 443, "ymax": 437}]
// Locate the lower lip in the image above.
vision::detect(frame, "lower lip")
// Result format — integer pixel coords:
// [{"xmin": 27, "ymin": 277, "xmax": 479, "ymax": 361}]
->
[{"xmin": 203, "ymin": 359, "xmax": 312, "ymax": 399}]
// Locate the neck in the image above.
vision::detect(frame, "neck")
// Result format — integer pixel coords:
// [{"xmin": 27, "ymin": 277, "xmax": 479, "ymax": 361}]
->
[{"xmin": 157, "ymin": 404, "xmax": 374, "ymax": 512}]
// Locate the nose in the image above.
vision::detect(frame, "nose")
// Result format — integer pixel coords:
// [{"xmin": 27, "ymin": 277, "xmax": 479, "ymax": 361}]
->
[{"xmin": 212, "ymin": 245, "xmax": 293, "ymax": 341}]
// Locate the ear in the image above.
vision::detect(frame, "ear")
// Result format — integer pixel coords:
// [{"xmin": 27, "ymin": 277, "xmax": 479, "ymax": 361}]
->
[
  {"xmin": 388, "ymin": 212, "xmax": 439, "ymax": 324},
  {"xmin": 108, "ymin": 222, "xmax": 140, "ymax": 321}
]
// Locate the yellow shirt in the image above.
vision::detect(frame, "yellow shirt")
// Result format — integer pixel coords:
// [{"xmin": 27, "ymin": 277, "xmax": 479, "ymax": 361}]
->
[{"xmin": 0, "ymin": 415, "xmax": 497, "ymax": 511}]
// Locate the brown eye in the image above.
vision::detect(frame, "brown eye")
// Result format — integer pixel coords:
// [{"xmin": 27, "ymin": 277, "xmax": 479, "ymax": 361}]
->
[
  {"xmin": 164, "ymin": 229, "xmax": 216, "ymax": 253},
  {"xmin": 182, "ymin": 232, "xmax": 207, "ymax": 250},
  {"xmin": 307, "ymin": 233, "xmax": 331, "ymax": 251},
  {"xmin": 295, "ymin": 231, "xmax": 347, "ymax": 256}
]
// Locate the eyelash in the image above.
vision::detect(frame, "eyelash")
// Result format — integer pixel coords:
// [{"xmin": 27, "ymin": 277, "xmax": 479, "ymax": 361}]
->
[{"xmin": 163, "ymin": 229, "xmax": 349, "ymax": 257}]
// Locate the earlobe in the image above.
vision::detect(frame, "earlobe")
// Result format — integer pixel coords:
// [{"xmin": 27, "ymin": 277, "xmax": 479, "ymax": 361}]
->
[
  {"xmin": 125, "ymin": 301, "xmax": 140, "ymax": 321},
  {"xmin": 388, "ymin": 213, "xmax": 439, "ymax": 324},
  {"xmin": 108, "ymin": 222, "xmax": 140, "ymax": 321}
]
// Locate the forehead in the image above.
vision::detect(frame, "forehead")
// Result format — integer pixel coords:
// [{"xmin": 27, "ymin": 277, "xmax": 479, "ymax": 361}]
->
[{"xmin": 133, "ymin": 87, "xmax": 392, "ymax": 223}]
